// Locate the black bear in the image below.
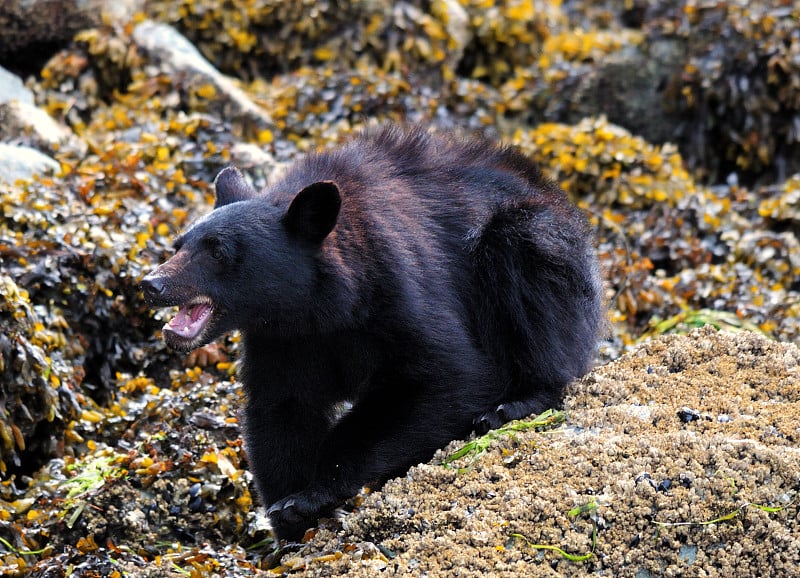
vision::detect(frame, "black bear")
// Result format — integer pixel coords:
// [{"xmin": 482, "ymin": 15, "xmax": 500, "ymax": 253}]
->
[{"xmin": 140, "ymin": 125, "xmax": 603, "ymax": 541}]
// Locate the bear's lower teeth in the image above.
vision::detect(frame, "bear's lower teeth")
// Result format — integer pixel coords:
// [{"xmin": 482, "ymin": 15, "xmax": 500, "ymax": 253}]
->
[{"xmin": 165, "ymin": 302, "xmax": 213, "ymax": 339}]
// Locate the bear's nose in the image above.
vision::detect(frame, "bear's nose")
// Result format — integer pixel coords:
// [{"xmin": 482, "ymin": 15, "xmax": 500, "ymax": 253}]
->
[{"xmin": 139, "ymin": 275, "xmax": 166, "ymax": 301}]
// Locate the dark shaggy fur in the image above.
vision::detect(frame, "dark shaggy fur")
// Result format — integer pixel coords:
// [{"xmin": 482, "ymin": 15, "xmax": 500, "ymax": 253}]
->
[{"xmin": 141, "ymin": 125, "xmax": 603, "ymax": 541}]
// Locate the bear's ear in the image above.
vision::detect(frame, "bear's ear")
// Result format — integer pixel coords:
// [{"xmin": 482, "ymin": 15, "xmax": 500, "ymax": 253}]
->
[
  {"xmin": 283, "ymin": 181, "xmax": 341, "ymax": 244},
  {"xmin": 214, "ymin": 166, "xmax": 256, "ymax": 208}
]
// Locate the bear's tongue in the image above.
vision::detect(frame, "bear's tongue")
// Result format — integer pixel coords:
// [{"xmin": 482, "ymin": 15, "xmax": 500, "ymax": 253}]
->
[{"xmin": 164, "ymin": 302, "xmax": 213, "ymax": 339}]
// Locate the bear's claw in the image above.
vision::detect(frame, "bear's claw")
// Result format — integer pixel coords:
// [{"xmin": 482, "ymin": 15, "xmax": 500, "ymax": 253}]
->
[
  {"xmin": 267, "ymin": 489, "xmax": 334, "ymax": 542},
  {"xmin": 473, "ymin": 405, "xmax": 508, "ymax": 435}
]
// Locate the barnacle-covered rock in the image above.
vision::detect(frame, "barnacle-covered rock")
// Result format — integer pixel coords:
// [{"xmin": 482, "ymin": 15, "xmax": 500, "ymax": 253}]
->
[
  {"xmin": 0, "ymin": 275, "xmax": 78, "ymax": 477},
  {"xmin": 270, "ymin": 328, "xmax": 800, "ymax": 577}
]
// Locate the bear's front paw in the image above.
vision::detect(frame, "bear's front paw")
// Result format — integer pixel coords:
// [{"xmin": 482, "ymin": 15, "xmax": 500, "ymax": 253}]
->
[
  {"xmin": 267, "ymin": 488, "xmax": 334, "ymax": 542},
  {"xmin": 473, "ymin": 404, "xmax": 510, "ymax": 435}
]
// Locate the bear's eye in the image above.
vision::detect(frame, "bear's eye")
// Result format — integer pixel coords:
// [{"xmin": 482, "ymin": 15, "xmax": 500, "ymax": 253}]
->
[{"xmin": 203, "ymin": 236, "xmax": 224, "ymax": 261}]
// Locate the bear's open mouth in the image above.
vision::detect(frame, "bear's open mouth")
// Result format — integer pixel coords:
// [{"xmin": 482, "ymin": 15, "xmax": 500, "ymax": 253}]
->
[{"xmin": 163, "ymin": 297, "xmax": 214, "ymax": 341}]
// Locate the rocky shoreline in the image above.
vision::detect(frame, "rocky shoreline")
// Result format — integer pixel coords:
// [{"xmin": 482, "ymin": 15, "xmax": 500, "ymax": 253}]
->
[{"xmin": 1, "ymin": 1, "xmax": 798, "ymax": 576}]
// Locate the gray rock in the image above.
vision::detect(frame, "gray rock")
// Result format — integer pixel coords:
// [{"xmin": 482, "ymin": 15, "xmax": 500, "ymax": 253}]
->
[
  {"xmin": 0, "ymin": 143, "xmax": 60, "ymax": 185},
  {"xmin": 0, "ymin": 65, "xmax": 34, "ymax": 105},
  {"xmin": 132, "ymin": 20, "xmax": 275, "ymax": 136},
  {"xmin": 548, "ymin": 40, "xmax": 686, "ymax": 146},
  {"xmin": 229, "ymin": 142, "xmax": 285, "ymax": 187},
  {"xmin": 438, "ymin": 0, "xmax": 471, "ymax": 66},
  {"xmin": 0, "ymin": 100, "xmax": 87, "ymax": 156}
]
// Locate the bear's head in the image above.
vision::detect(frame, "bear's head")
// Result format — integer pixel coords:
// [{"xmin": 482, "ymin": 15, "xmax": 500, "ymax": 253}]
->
[{"xmin": 140, "ymin": 166, "xmax": 342, "ymax": 351}]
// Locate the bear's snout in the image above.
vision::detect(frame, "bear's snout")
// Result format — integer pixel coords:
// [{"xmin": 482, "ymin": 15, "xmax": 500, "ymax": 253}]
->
[{"xmin": 140, "ymin": 274, "xmax": 167, "ymax": 304}]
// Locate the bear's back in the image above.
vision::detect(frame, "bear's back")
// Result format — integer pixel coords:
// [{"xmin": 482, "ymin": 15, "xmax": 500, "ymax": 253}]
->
[{"xmin": 267, "ymin": 125, "xmax": 561, "ymax": 244}]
